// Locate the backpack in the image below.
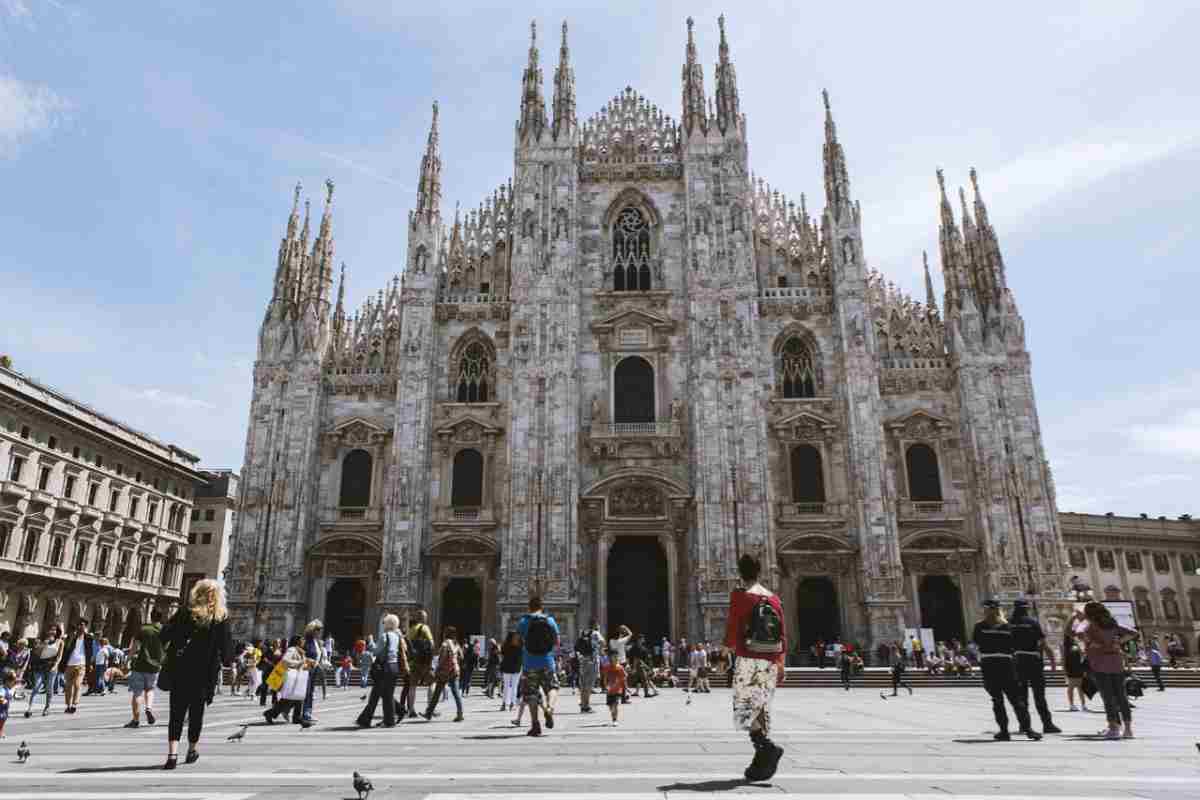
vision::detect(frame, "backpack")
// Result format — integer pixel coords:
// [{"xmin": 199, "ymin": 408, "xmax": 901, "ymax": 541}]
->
[
  {"xmin": 524, "ymin": 614, "xmax": 555, "ymax": 656},
  {"xmin": 409, "ymin": 628, "xmax": 433, "ymax": 661},
  {"xmin": 743, "ymin": 596, "xmax": 784, "ymax": 655},
  {"xmin": 576, "ymin": 632, "xmax": 594, "ymax": 658}
]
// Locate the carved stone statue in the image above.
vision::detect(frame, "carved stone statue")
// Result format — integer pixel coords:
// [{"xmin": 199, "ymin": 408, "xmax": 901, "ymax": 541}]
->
[{"xmin": 591, "ymin": 393, "xmax": 605, "ymax": 424}]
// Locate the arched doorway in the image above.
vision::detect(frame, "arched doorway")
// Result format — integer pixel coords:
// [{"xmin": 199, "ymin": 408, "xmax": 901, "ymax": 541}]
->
[
  {"xmin": 905, "ymin": 444, "xmax": 943, "ymax": 501},
  {"xmin": 325, "ymin": 579, "xmax": 367, "ymax": 650},
  {"xmin": 339, "ymin": 450, "xmax": 373, "ymax": 507},
  {"xmin": 606, "ymin": 536, "xmax": 669, "ymax": 642},
  {"xmin": 613, "ymin": 357, "xmax": 655, "ymax": 423},
  {"xmin": 918, "ymin": 575, "xmax": 965, "ymax": 643},
  {"xmin": 441, "ymin": 577, "xmax": 482, "ymax": 639},
  {"xmin": 795, "ymin": 577, "xmax": 840, "ymax": 648}
]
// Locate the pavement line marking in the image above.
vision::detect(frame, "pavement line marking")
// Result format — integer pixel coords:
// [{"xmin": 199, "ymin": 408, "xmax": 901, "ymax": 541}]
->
[
  {"xmin": 3, "ymin": 795, "xmax": 254, "ymax": 800},
  {"xmin": 423, "ymin": 796, "xmax": 1152, "ymax": 800},
  {"xmin": 0, "ymin": 773, "xmax": 1191, "ymax": 784}
]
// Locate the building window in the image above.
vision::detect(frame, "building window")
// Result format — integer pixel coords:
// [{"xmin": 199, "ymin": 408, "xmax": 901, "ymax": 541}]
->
[
  {"xmin": 1162, "ymin": 589, "xmax": 1181, "ymax": 620},
  {"xmin": 116, "ymin": 550, "xmax": 130, "ymax": 578},
  {"xmin": 612, "ymin": 206, "xmax": 651, "ymax": 291},
  {"xmin": 38, "ymin": 465, "xmax": 51, "ymax": 491},
  {"xmin": 73, "ymin": 542, "xmax": 88, "ymax": 571},
  {"xmin": 190, "ymin": 509, "xmax": 199, "ymax": 521},
  {"xmin": 455, "ymin": 341, "xmax": 492, "ymax": 403},
  {"xmin": 1097, "ymin": 550, "xmax": 1115, "ymax": 571},
  {"xmin": 451, "ymin": 449, "xmax": 484, "ymax": 508},
  {"xmin": 0, "ymin": 524, "xmax": 9, "ymax": 558},
  {"xmin": 1183, "ymin": 554, "xmax": 1198, "ymax": 574},
  {"xmin": 108, "ymin": 490, "xmax": 120, "ymax": 513},
  {"xmin": 905, "ymin": 444, "xmax": 943, "ymax": 502},
  {"xmin": 97, "ymin": 546, "xmax": 111, "ymax": 575},
  {"xmin": 1126, "ymin": 551, "xmax": 1143, "ymax": 572},
  {"xmin": 1068, "ymin": 548, "xmax": 1087, "ymax": 568},
  {"xmin": 778, "ymin": 337, "xmax": 817, "ymax": 398},
  {"xmin": 63, "ymin": 474, "xmax": 77, "ymax": 499},
  {"xmin": 789, "ymin": 445, "xmax": 825, "ymax": 504},
  {"xmin": 188, "ymin": 532, "xmax": 196, "ymax": 545},
  {"xmin": 49, "ymin": 536, "xmax": 65, "ymax": 567},
  {"xmin": 95, "ymin": 455, "xmax": 103, "ymax": 468},
  {"xmin": 613, "ymin": 356, "xmax": 655, "ymax": 423},
  {"xmin": 116, "ymin": 463, "xmax": 123, "ymax": 477},
  {"xmin": 202, "ymin": 532, "xmax": 212, "ymax": 545},
  {"xmin": 153, "ymin": 477, "xmax": 159, "ymax": 490},
  {"xmin": 339, "ymin": 450, "xmax": 373, "ymax": 507},
  {"xmin": 148, "ymin": 502, "xmax": 158, "ymax": 524},
  {"xmin": 137, "ymin": 555, "xmax": 149, "ymax": 582},
  {"xmin": 129, "ymin": 497, "xmax": 140, "ymax": 519},
  {"xmin": 72, "ymin": 446, "xmax": 80, "ymax": 458},
  {"xmin": 20, "ymin": 425, "xmax": 30, "ymax": 439},
  {"xmin": 48, "ymin": 435, "xmax": 57, "ymax": 450},
  {"xmin": 21, "ymin": 530, "xmax": 39, "ymax": 562},
  {"xmin": 204, "ymin": 509, "xmax": 215, "ymax": 522},
  {"xmin": 8, "ymin": 455, "xmax": 25, "ymax": 482},
  {"xmin": 1133, "ymin": 589, "xmax": 1153, "ymax": 621},
  {"xmin": 1153, "ymin": 552, "xmax": 1170, "ymax": 573},
  {"xmin": 1191, "ymin": 591, "xmax": 1200, "ymax": 620}
]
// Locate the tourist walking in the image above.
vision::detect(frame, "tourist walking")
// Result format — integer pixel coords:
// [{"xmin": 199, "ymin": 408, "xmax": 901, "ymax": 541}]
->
[
  {"xmin": 838, "ymin": 648, "xmax": 853, "ymax": 691},
  {"xmin": 1010, "ymin": 599, "xmax": 1060, "ymax": 734},
  {"xmin": 483, "ymin": 638, "xmax": 500, "ymax": 698},
  {"xmin": 356, "ymin": 613, "xmax": 407, "ymax": 728},
  {"xmin": 725, "ymin": 553, "xmax": 786, "ymax": 782},
  {"xmin": 609, "ymin": 624, "xmax": 633, "ymax": 703},
  {"xmin": 160, "ymin": 579, "xmax": 233, "ymax": 769},
  {"xmin": 499, "ymin": 631, "xmax": 523, "ymax": 711},
  {"xmin": 1062, "ymin": 629, "xmax": 1088, "ymax": 711},
  {"xmin": 404, "ymin": 611, "xmax": 434, "ymax": 719},
  {"xmin": 601, "ymin": 647, "xmax": 626, "ymax": 726},
  {"xmin": 358, "ymin": 636, "xmax": 374, "ymax": 690},
  {"xmin": 57, "ymin": 619, "xmax": 95, "ymax": 714},
  {"xmin": 629, "ymin": 634, "xmax": 658, "ymax": 697},
  {"xmin": 973, "ymin": 599, "xmax": 1040, "ymax": 741},
  {"xmin": 262, "ymin": 636, "xmax": 308, "ymax": 727},
  {"xmin": 888, "ymin": 644, "xmax": 912, "ymax": 696},
  {"xmin": 124, "ymin": 609, "xmax": 164, "ymax": 728},
  {"xmin": 423, "ymin": 627, "xmax": 464, "ymax": 722},
  {"xmin": 517, "ymin": 596, "xmax": 560, "ymax": 737},
  {"xmin": 576, "ymin": 621, "xmax": 601, "ymax": 713},
  {"xmin": 0, "ymin": 668, "xmax": 15, "ymax": 738},
  {"xmin": 459, "ymin": 638, "xmax": 477, "ymax": 696},
  {"xmin": 301, "ymin": 620, "xmax": 324, "ymax": 726},
  {"xmin": 24, "ymin": 627, "xmax": 60, "ymax": 717},
  {"xmin": 1079, "ymin": 601, "xmax": 1137, "ymax": 739},
  {"xmin": 1148, "ymin": 642, "xmax": 1165, "ymax": 691}
]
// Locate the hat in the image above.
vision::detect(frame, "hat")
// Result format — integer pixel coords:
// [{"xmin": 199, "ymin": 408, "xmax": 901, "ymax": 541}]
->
[
  {"xmin": 982, "ymin": 598, "xmax": 1001, "ymax": 610},
  {"xmin": 1013, "ymin": 598, "xmax": 1031, "ymax": 610}
]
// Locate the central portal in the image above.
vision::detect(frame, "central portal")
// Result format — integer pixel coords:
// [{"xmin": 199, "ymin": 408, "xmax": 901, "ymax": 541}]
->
[
  {"xmin": 325, "ymin": 578, "xmax": 366, "ymax": 649},
  {"xmin": 606, "ymin": 536, "xmax": 669, "ymax": 642},
  {"xmin": 795, "ymin": 576, "xmax": 841, "ymax": 648},
  {"xmin": 441, "ymin": 577, "xmax": 483, "ymax": 639}
]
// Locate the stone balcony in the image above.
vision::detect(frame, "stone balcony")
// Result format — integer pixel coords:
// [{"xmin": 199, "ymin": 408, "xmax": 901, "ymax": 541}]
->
[
  {"xmin": 897, "ymin": 499, "xmax": 964, "ymax": 521},
  {"xmin": 776, "ymin": 501, "xmax": 848, "ymax": 522},
  {"xmin": 431, "ymin": 504, "xmax": 498, "ymax": 532},
  {"xmin": 586, "ymin": 421, "xmax": 684, "ymax": 460},
  {"xmin": 29, "ymin": 489, "xmax": 57, "ymax": 508},
  {"xmin": 0, "ymin": 479, "xmax": 31, "ymax": 501},
  {"xmin": 320, "ymin": 506, "xmax": 384, "ymax": 530}
]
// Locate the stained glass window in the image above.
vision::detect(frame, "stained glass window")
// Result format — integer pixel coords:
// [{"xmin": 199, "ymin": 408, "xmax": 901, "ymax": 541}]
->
[{"xmin": 612, "ymin": 207, "xmax": 651, "ymax": 291}]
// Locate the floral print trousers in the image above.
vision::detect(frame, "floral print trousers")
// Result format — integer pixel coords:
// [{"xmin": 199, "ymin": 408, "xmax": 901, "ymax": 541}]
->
[{"xmin": 731, "ymin": 656, "xmax": 778, "ymax": 734}]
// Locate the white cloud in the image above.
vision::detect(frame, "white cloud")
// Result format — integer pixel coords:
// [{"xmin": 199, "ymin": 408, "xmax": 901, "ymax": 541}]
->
[
  {"xmin": 131, "ymin": 388, "xmax": 216, "ymax": 412},
  {"xmin": 0, "ymin": 74, "xmax": 69, "ymax": 158},
  {"xmin": 1129, "ymin": 408, "xmax": 1200, "ymax": 460},
  {"xmin": 1122, "ymin": 473, "xmax": 1193, "ymax": 489},
  {"xmin": 318, "ymin": 150, "xmax": 411, "ymax": 189},
  {"xmin": 1, "ymin": 0, "xmax": 30, "ymax": 20}
]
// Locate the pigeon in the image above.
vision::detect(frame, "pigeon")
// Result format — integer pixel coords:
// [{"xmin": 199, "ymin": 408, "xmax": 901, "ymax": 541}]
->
[
  {"xmin": 227, "ymin": 724, "xmax": 249, "ymax": 742},
  {"xmin": 16, "ymin": 741, "xmax": 30, "ymax": 763},
  {"xmin": 879, "ymin": 691, "xmax": 888, "ymax": 700},
  {"xmin": 353, "ymin": 770, "xmax": 374, "ymax": 800}
]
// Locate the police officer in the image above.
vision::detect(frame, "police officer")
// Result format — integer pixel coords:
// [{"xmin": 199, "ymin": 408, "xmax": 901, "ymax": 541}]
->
[
  {"xmin": 972, "ymin": 599, "xmax": 1041, "ymax": 741},
  {"xmin": 1010, "ymin": 598, "xmax": 1061, "ymax": 734}
]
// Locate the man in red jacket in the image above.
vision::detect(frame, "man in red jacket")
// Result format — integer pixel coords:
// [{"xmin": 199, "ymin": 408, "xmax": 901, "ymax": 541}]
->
[{"xmin": 724, "ymin": 553, "xmax": 786, "ymax": 782}]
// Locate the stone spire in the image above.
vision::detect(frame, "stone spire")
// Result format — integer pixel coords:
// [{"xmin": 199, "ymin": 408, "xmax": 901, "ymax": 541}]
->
[
  {"xmin": 822, "ymin": 90, "xmax": 852, "ymax": 218},
  {"xmin": 518, "ymin": 20, "xmax": 547, "ymax": 143},
  {"xmin": 311, "ymin": 178, "xmax": 336, "ymax": 304},
  {"xmin": 334, "ymin": 262, "xmax": 346, "ymax": 324},
  {"xmin": 923, "ymin": 250, "xmax": 937, "ymax": 312},
  {"xmin": 970, "ymin": 168, "xmax": 1008, "ymax": 298},
  {"xmin": 713, "ymin": 14, "xmax": 740, "ymax": 135},
  {"xmin": 680, "ymin": 17, "xmax": 708, "ymax": 136},
  {"xmin": 414, "ymin": 102, "xmax": 442, "ymax": 225},
  {"xmin": 958, "ymin": 185, "xmax": 987, "ymax": 305},
  {"xmin": 936, "ymin": 169, "xmax": 965, "ymax": 312},
  {"xmin": 272, "ymin": 182, "xmax": 302, "ymax": 303},
  {"xmin": 551, "ymin": 20, "xmax": 576, "ymax": 141}
]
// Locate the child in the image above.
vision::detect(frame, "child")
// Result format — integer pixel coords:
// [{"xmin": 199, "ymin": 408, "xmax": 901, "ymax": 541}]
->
[
  {"xmin": 337, "ymin": 654, "xmax": 353, "ymax": 689},
  {"xmin": 601, "ymin": 648, "xmax": 627, "ymax": 727},
  {"xmin": 0, "ymin": 669, "xmax": 15, "ymax": 739}
]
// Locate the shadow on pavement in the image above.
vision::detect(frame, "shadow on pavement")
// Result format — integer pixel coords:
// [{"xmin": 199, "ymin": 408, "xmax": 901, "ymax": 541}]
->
[
  {"xmin": 63, "ymin": 765, "xmax": 165, "ymax": 773},
  {"xmin": 657, "ymin": 778, "xmax": 768, "ymax": 792}
]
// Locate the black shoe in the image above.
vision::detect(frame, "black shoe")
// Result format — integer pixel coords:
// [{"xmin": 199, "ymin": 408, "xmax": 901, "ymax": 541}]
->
[
  {"xmin": 263, "ymin": 711, "xmax": 276, "ymax": 725},
  {"xmin": 907, "ymin": 686, "xmax": 913, "ymax": 695},
  {"xmin": 146, "ymin": 709, "xmax": 156, "ymax": 725},
  {"xmin": 527, "ymin": 725, "xmax": 542, "ymax": 737},
  {"xmin": 163, "ymin": 756, "xmax": 177, "ymax": 770},
  {"xmin": 760, "ymin": 743, "xmax": 784, "ymax": 780},
  {"xmin": 993, "ymin": 731, "xmax": 1011, "ymax": 741},
  {"xmin": 24, "ymin": 711, "xmax": 31, "ymax": 719},
  {"xmin": 1043, "ymin": 723, "xmax": 1061, "ymax": 734},
  {"xmin": 1023, "ymin": 729, "xmax": 1042, "ymax": 741},
  {"xmin": 184, "ymin": 750, "xmax": 199, "ymax": 764},
  {"xmin": 123, "ymin": 719, "xmax": 140, "ymax": 729},
  {"xmin": 744, "ymin": 748, "xmax": 770, "ymax": 782},
  {"xmin": 544, "ymin": 707, "xmax": 554, "ymax": 729}
]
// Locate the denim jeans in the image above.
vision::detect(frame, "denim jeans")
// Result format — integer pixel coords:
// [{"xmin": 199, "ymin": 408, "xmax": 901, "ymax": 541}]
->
[
  {"xmin": 426, "ymin": 675, "xmax": 463, "ymax": 716},
  {"xmin": 25, "ymin": 668, "xmax": 53, "ymax": 713},
  {"xmin": 1093, "ymin": 671, "xmax": 1131, "ymax": 725},
  {"xmin": 302, "ymin": 667, "xmax": 322, "ymax": 721}
]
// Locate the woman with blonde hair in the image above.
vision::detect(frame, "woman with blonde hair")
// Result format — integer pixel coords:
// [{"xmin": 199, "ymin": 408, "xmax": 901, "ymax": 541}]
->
[
  {"xmin": 159, "ymin": 579, "xmax": 232, "ymax": 769},
  {"xmin": 972, "ymin": 599, "xmax": 1039, "ymax": 741}
]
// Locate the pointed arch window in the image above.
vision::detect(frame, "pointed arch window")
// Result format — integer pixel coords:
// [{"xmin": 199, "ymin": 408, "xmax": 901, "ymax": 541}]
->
[
  {"xmin": 339, "ymin": 449, "xmax": 373, "ymax": 508},
  {"xmin": 612, "ymin": 206, "xmax": 651, "ymax": 291},
  {"xmin": 455, "ymin": 342, "xmax": 491, "ymax": 403},
  {"xmin": 451, "ymin": 449, "xmax": 484, "ymax": 508},
  {"xmin": 779, "ymin": 337, "xmax": 817, "ymax": 398}
]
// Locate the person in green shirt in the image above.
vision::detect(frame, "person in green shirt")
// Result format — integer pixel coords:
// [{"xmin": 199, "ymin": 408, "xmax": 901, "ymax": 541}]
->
[{"xmin": 125, "ymin": 609, "xmax": 165, "ymax": 729}]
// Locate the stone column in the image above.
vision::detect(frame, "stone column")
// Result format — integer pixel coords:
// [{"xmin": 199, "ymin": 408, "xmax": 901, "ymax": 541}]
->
[
  {"xmin": 659, "ymin": 532, "xmax": 678, "ymax": 641},
  {"xmin": 596, "ymin": 534, "xmax": 612, "ymax": 634}
]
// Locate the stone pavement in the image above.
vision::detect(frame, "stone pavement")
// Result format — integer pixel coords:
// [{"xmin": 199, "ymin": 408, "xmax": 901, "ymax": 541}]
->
[{"xmin": 1, "ymin": 683, "xmax": 1198, "ymax": 799}]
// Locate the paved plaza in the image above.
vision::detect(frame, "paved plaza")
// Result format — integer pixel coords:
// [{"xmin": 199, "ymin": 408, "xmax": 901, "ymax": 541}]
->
[{"xmin": 2, "ymin": 684, "xmax": 1199, "ymax": 800}]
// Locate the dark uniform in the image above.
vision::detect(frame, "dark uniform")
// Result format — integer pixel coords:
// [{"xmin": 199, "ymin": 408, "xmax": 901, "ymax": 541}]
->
[
  {"xmin": 1010, "ymin": 602, "xmax": 1061, "ymax": 734},
  {"xmin": 972, "ymin": 603, "xmax": 1041, "ymax": 741}
]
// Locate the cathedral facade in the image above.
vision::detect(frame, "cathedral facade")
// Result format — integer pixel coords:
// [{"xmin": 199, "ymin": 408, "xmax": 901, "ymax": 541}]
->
[{"xmin": 225, "ymin": 18, "xmax": 1073, "ymax": 653}]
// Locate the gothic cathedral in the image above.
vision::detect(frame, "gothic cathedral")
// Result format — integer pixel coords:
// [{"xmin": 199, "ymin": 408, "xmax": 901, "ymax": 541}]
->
[{"xmin": 225, "ymin": 18, "xmax": 1072, "ymax": 653}]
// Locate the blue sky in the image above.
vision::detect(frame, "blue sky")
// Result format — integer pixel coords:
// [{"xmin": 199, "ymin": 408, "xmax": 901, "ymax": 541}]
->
[{"xmin": 2, "ymin": 1, "xmax": 1197, "ymax": 517}]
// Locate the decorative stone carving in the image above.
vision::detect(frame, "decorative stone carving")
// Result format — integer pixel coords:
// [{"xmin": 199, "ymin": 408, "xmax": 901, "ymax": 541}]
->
[{"xmin": 609, "ymin": 486, "xmax": 662, "ymax": 516}]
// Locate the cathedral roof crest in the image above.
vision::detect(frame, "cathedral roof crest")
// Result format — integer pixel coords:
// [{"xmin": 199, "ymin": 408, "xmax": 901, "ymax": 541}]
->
[{"xmin": 579, "ymin": 87, "xmax": 681, "ymax": 168}]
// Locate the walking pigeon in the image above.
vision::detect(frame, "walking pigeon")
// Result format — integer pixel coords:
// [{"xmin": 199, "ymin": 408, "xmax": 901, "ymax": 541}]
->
[
  {"xmin": 16, "ymin": 741, "xmax": 30, "ymax": 763},
  {"xmin": 879, "ymin": 691, "xmax": 888, "ymax": 700},
  {"xmin": 227, "ymin": 724, "xmax": 249, "ymax": 742},
  {"xmin": 353, "ymin": 771, "xmax": 374, "ymax": 800}
]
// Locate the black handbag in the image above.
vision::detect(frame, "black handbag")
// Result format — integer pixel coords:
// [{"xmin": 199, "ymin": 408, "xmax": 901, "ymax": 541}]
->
[{"xmin": 157, "ymin": 619, "xmax": 193, "ymax": 693}]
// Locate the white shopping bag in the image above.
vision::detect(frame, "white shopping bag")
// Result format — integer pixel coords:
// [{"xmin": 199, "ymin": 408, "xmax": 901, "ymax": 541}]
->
[{"xmin": 281, "ymin": 669, "xmax": 310, "ymax": 701}]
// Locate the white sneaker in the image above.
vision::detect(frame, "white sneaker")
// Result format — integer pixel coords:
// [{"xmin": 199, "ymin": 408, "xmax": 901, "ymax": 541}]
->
[
  {"xmin": 1068, "ymin": 704, "xmax": 1078, "ymax": 711},
  {"xmin": 612, "ymin": 720, "xmax": 619, "ymax": 727}
]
